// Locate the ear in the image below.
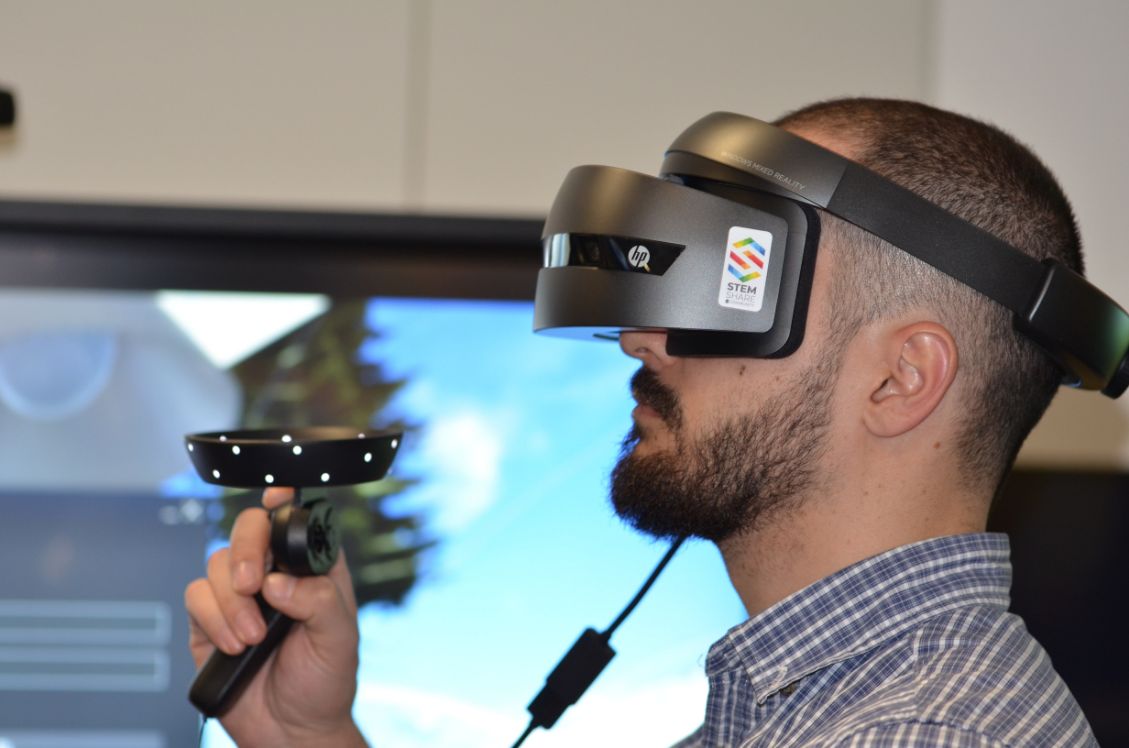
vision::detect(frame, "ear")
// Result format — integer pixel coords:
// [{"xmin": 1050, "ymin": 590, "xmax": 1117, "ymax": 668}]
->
[{"xmin": 863, "ymin": 323, "xmax": 958, "ymax": 438}]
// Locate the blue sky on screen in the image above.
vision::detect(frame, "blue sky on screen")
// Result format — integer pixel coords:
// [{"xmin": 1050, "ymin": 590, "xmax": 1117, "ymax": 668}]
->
[{"xmin": 207, "ymin": 296, "xmax": 746, "ymax": 747}]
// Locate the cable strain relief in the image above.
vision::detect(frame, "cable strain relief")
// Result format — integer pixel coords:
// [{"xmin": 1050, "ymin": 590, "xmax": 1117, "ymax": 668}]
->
[{"xmin": 526, "ymin": 627, "xmax": 616, "ymax": 729}]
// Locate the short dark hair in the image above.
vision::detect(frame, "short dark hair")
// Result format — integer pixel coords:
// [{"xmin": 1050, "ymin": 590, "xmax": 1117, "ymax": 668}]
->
[{"xmin": 775, "ymin": 98, "xmax": 1083, "ymax": 490}]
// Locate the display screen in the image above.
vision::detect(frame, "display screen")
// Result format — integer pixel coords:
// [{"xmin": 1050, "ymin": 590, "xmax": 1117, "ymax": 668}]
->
[{"xmin": 0, "ymin": 288, "xmax": 745, "ymax": 748}]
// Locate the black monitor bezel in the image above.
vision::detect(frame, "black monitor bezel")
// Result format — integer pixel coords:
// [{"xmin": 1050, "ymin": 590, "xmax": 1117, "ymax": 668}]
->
[{"xmin": 0, "ymin": 198, "xmax": 543, "ymax": 300}]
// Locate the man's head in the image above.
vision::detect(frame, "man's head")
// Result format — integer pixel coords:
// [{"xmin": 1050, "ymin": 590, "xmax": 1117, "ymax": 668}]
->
[{"xmin": 610, "ymin": 98, "xmax": 1083, "ymax": 543}]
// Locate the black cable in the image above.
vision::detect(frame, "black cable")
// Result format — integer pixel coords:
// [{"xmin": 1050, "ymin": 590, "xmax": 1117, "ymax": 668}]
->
[
  {"xmin": 603, "ymin": 536, "xmax": 685, "ymax": 638},
  {"xmin": 512, "ymin": 720, "xmax": 537, "ymax": 748},
  {"xmin": 514, "ymin": 536, "xmax": 686, "ymax": 745}
]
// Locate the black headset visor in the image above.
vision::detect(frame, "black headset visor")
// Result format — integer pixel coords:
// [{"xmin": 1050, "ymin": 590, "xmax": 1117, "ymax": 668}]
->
[{"xmin": 534, "ymin": 165, "xmax": 819, "ymax": 358}]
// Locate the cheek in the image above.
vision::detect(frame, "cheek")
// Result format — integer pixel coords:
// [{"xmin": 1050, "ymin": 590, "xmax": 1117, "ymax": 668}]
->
[
  {"xmin": 679, "ymin": 365, "xmax": 799, "ymax": 437},
  {"xmin": 677, "ymin": 391, "xmax": 730, "ymax": 443}
]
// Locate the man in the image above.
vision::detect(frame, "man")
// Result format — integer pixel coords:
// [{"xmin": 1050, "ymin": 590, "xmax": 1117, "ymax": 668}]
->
[{"xmin": 185, "ymin": 99, "xmax": 1102, "ymax": 746}]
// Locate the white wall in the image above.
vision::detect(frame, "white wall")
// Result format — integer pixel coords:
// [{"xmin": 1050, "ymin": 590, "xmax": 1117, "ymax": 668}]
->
[
  {"xmin": 418, "ymin": 0, "xmax": 930, "ymax": 214},
  {"xmin": 0, "ymin": 1, "xmax": 412, "ymax": 209},
  {"xmin": 931, "ymin": 0, "xmax": 1129, "ymax": 468},
  {"xmin": 0, "ymin": 0, "xmax": 931, "ymax": 211}
]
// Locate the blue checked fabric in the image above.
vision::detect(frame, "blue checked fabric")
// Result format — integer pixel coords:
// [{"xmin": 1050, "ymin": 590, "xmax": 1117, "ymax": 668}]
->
[{"xmin": 674, "ymin": 534, "xmax": 1097, "ymax": 747}]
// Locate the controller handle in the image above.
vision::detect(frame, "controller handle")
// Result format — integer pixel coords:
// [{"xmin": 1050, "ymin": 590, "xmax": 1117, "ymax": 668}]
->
[{"xmin": 189, "ymin": 497, "xmax": 340, "ymax": 717}]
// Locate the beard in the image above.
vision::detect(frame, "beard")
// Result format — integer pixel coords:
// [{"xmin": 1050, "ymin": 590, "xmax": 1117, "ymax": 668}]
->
[{"xmin": 610, "ymin": 359, "xmax": 836, "ymax": 543}]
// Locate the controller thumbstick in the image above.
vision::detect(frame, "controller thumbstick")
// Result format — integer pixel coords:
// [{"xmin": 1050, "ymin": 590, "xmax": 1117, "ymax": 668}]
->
[{"xmin": 271, "ymin": 499, "xmax": 340, "ymax": 576}]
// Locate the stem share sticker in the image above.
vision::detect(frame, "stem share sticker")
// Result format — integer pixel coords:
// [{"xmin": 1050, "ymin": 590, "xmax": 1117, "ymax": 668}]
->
[{"xmin": 718, "ymin": 227, "xmax": 773, "ymax": 312}]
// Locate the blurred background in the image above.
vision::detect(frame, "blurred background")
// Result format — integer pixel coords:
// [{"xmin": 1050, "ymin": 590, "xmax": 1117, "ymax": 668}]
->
[{"xmin": 0, "ymin": 1, "xmax": 1125, "ymax": 746}]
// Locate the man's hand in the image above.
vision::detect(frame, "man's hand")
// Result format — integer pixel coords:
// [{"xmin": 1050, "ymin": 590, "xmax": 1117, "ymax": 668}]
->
[{"xmin": 184, "ymin": 487, "xmax": 368, "ymax": 748}]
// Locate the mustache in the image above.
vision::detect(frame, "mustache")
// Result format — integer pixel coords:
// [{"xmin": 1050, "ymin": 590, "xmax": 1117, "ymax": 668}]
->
[{"xmin": 630, "ymin": 367, "xmax": 682, "ymax": 430}]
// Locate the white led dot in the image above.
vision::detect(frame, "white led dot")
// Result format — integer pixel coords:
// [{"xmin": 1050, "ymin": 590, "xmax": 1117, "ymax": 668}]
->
[
  {"xmin": 292, "ymin": 445, "xmax": 303, "ymax": 456},
  {"xmin": 265, "ymin": 474, "xmax": 274, "ymax": 484},
  {"xmin": 187, "ymin": 443, "xmax": 194, "ymax": 452},
  {"xmin": 358, "ymin": 433, "xmax": 365, "ymax": 439},
  {"xmin": 364, "ymin": 452, "xmax": 372, "ymax": 463},
  {"xmin": 212, "ymin": 469, "xmax": 221, "ymax": 479},
  {"xmin": 321, "ymin": 472, "xmax": 330, "ymax": 483},
  {"xmin": 391, "ymin": 438, "xmax": 399, "ymax": 449},
  {"xmin": 232, "ymin": 446, "xmax": 241, "ymax": 455},
  {"xmin": 281, "ymin": 434, "xmax": 292, "ymax": 443},
  {"xmin": 219, "ymin": 435, "xmax": 227, "ymax": 442}
]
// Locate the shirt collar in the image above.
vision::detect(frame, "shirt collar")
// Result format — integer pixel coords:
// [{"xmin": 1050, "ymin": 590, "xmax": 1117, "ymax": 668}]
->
[{"xmin": 706, "ymin": 533, "xmax": 1012, "ymax": 705}]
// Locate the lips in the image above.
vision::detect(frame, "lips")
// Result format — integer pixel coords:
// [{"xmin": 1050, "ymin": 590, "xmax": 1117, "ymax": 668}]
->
[{"xmin": 629, "ymin": 367, "xmax": 682, "ymax": 430}]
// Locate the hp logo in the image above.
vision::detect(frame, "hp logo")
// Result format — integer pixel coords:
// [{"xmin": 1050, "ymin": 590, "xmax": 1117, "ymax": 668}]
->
[{"xmin": 627, "ymin": 245, "xmax": 652, "ymax": 272}]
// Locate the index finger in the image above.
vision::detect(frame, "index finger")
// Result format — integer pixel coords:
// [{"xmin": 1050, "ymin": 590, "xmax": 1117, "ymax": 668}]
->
[
  {"xmin": 262, "ymin": 486, "xmax": 296, "ymax": 510},
  {"xmin": 228, "ymin": 507, "xmax": 271, "ymax": 595}
]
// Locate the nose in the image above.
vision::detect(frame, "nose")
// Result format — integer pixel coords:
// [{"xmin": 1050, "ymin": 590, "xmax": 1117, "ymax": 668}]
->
[{"xmin": 618, "ymin": 329, "xmax": 676, "ymax": 369}]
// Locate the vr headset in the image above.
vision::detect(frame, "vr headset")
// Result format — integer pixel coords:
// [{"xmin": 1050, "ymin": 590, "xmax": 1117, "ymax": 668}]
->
[{"xmin": 533, "ymin": 112, "xmax": 1129, "ymax": 398}]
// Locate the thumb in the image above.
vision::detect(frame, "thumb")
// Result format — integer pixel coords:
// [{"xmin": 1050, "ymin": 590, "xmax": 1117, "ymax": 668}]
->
[{"xmin": 261, "ymin": 572, "xmax": 355, "ymax": 640}]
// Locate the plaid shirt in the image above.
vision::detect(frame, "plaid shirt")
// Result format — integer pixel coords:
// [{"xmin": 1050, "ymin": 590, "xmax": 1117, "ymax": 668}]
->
[{"xmin": 674, "ymin": 534, "xmax": 1096, "ymax": 747}]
